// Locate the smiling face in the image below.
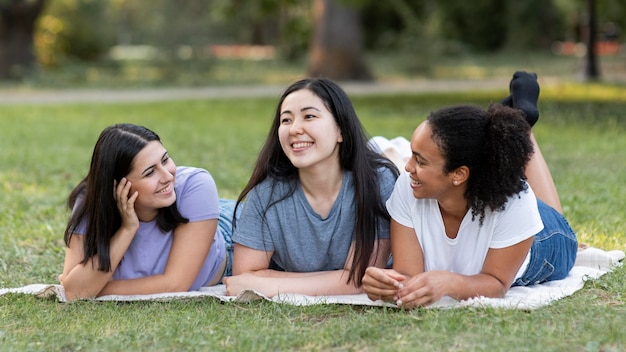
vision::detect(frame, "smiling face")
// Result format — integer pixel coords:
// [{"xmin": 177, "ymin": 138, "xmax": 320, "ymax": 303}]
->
[
  {"xmin": 405, "ymin": 121, "xmax": 457, "ymax": 200},
  {"xmin": 124, "ymin": 140, "xmax": 177, "ymax": 221},
  {"xmin": 277, "ymin": 89, "xmax": 343, "ymax": 172}
]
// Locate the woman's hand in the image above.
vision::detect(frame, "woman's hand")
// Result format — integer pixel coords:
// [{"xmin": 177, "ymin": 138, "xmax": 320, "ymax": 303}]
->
[
  {"xmin": 395, "ymin": 270, "xmax": 453, "ymax": 308},
  {"xmin": 223, "ymin": 273, "xmax": 259, "ymax": 296},
  {"xmin": 114, "ymin": 178, "xmax": 139, "ymax": 231},
  {"xmin": 362, "ymin": 267, "xmax": 407, "ymax": 303}
]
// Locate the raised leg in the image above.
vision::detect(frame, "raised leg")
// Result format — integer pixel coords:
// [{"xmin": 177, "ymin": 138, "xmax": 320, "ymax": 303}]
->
[{"xmin": 525, "ymin": 133, "xmax": 562, "ymax": 214}]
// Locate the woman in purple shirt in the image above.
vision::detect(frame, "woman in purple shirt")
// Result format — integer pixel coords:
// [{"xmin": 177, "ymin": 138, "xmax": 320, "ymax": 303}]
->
[{"xmin": 59, "ymin": 123, "xmax": 232, "ymax": 301}]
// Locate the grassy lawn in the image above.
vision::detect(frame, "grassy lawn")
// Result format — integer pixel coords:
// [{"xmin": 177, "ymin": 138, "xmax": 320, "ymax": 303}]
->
[
  {"xmin": 3, "ymin": 49, "xmax": 625, "ymax": 89},
  {"xmin": 1, "ymin": 81, "xmax": 625, "ymax": 351}
]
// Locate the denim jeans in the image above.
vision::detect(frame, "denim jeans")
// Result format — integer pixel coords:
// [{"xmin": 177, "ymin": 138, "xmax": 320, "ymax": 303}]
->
[
  {"xmin": 218, "ymin": 199, "xmax": 239, "ymax": 278},
  {"xmin": 512, "ymin": 199, "xmax": 578, "ymax": 286}
]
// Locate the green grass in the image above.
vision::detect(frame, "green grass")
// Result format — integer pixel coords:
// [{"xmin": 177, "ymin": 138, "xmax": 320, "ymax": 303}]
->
[
  {"xmin": 4, "ymin": 49, "xmax": 626, "ymax": 90},
  {"xmin": 1, "ymin": 85, "xmax": 625, "ymax": 351}
]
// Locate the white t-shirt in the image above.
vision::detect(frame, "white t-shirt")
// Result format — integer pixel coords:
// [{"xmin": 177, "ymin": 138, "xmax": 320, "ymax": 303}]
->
[{"xmin": 387, "ymin": 172, "xmax": 544, "ymax": 278}]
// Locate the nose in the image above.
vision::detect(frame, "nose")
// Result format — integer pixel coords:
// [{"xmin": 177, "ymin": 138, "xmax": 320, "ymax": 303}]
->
[
  {"xmin": 404, "ymin": 158, "xmax": 414, "ymax": 173},
  {"xmin": 159, "ymin": 166, "xmax": 175, "ymax": 182},
  {"xmin": 290, "ymin": 118, "xmax": 304, "ymax": 134}
]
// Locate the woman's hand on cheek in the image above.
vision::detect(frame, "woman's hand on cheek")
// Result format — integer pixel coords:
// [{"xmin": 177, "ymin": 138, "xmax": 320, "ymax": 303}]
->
[
  {"xmin": 362, "ymin": 267, "xmax": 406, "ymax": 302},
  {"xmin": 396, "ymin": 270, "xmax": 451, "ymax": 309},
  {"xmin": 114, "ymin": 178, "xmax": 139, "ymax": 231}
]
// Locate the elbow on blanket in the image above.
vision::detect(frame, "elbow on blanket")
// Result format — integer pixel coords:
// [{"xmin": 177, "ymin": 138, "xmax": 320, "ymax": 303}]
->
[{"xmin": 62, "ymin": 285, "xmax": 98, "ymax": 302}]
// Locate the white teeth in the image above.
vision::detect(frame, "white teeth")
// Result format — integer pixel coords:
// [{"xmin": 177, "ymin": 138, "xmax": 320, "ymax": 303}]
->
[
  {"xmin": 292, "ymin": 142, "xmax": 312, "ymax": 149},
  {"xmin": 157, "ymin": 185, "xmax": 171, "ymax": 194}
]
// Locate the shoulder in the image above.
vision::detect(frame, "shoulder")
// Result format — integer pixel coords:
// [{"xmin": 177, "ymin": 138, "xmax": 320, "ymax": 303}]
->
[
  {"xmin": 378, "ymin": 165, "xmax": 399, "ymax": 183},
  {"xmin": 507, "ymin": 181, "xmax": 537, "ymax": 207},
  {"xmin": 249, "ymin": 176, "xmax": 292, "ymax": 198},
  {"xmin": 175, "ymin": 166, "xmax": 217, "ymax": 196},
  {"xmin": 494, "ymin": 182, "xmax": 540, "ymax": 222},
  {"xmin": 175, "ymin": 166, "xmax": 214, "ymax": 186}
]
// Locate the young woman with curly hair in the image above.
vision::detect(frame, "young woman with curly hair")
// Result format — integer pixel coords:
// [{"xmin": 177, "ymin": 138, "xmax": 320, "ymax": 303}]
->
[{"xmin": 362, "ymin": 72, "xmax": 578, "ymax": 308}]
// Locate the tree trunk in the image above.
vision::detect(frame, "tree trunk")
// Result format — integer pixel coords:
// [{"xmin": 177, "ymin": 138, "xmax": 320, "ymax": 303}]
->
[
  {"xmin": 582, "ymin": 0, "xmax": 600, "ymax": 81},
  {"xmin": 0, "ymin": 0, "xmax": 47, "ymax": 80},
  {"xmin": 307, "ymin": 0, "xmax": 372, "ymax": 81}
]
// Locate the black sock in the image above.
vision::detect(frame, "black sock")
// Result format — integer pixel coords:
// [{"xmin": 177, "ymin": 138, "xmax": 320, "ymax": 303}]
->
[{"xmin": 500, "ymin": 71, "xmax": 540, "ymax": 127}]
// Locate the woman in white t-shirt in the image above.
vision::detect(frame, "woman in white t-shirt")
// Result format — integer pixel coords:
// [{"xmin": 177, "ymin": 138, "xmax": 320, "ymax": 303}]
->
[{"xmin": 362, "ymin": 72, "xmax": 577, "ymax": 308}]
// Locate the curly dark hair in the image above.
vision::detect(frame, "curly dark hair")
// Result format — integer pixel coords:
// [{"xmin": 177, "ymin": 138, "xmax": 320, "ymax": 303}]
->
[{"xmin": 427, "ymin": 104, "xmax": 534, "ymax": 224}]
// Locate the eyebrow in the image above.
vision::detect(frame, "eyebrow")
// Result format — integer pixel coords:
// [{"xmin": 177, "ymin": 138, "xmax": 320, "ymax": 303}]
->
[
  {"xmin": 280, "ymin": 106, "xmax": 321, "ymax": 116},
  {"xmin": 141, "ymin": 151, "xmax": 169, "ymax": 175},
  {"xmin": 412, "ymin": 151, "xmax": 427, "ymax": 162}
]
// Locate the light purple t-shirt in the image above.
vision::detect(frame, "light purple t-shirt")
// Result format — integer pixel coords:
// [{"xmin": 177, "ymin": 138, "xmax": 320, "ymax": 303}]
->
[{"xmin": 74, "ymin": 166, "xmax": 225, "ymax": 290}]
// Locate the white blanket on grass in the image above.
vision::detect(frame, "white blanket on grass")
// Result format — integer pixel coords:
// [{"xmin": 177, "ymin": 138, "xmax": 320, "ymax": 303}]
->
[{"xmin": 1, "ymin": 248, "xmax": 623, "ymax": 310}]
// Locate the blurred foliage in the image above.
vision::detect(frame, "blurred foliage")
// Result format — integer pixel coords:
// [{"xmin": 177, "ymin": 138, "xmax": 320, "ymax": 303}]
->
[
  {"xmin": 35, "ymin": 0, "xmax": 114, "ymax": 65},
  {"xmin": 20, "ymin": 0, "xmax": 626, "ymax": 77}
]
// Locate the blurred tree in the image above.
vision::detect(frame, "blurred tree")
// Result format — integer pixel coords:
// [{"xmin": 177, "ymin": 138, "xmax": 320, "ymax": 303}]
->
[
  {"xmin": 212, "ymin": 0, "xmax": 310, "ymax": 60},
  {"xmin": 0, "ymin": 0, "xmax": 47, "ymax": 80},
  {"xmin": 506, "ymin": 0, "xmax": 563, "ymax": 50},
  {"xmin": 438, "ymin": 0, "xmax": 508, "ymax": 52},
  {"xmin": 582, "ymin": 0, "xmax": 599, "ymax": 81},
  {"xmin": 308, "ymin": 0, "xmax": 371, "ymax": 80}
]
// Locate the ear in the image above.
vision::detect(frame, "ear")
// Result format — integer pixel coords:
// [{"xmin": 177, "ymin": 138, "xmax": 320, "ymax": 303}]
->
[{"xmin": 451, "ymin": 166, "xmax": 469, "ymax": 186}]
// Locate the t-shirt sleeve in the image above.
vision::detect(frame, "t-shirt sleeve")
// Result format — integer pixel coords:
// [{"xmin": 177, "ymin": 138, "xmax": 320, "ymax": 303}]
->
[
  {"xmin": 490, "ymin": 185, "xmax": 544, "ymax": 249},
  {"xmin": 386, "ymin": 172, "xmax": 415, "ymax": 228},
  {"xmin": 176, "ymin": 168, "xmax": 220, "ymax": 222},
  {"xmin": 232, "ymin": 185, "xmax": 275, "ymax": 252}
]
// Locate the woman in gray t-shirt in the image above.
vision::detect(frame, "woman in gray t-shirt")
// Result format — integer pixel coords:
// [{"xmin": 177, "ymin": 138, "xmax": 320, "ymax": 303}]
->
[{"xmin": 223, "ymin": 78, "xmax": 399, "ymax": 297}]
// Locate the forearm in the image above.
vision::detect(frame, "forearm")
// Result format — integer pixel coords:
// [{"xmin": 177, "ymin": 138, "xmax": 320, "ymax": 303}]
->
[
  {"xmin": 253, "ymin": 269, "xmax": 327, "ymax": 278},
  {"xmin": 61, "ymin": 227, "xmax": 136, "ymax": 300},
  {"xmin": 247, "ymin": 270, "xmax": 362, "ymax": 297},
  {"xmin": 436, "ymin": 271, "xmax": 509, "ymax": 300},
  {"xmin": 97, "ymin": 274, "xmax": 189, "ymax": 296}
]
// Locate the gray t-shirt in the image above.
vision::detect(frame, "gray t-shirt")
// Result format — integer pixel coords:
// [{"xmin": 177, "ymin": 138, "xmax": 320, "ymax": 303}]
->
[{"xmin": 233, "ymin": 167, "xmax": 397, "ymax": 272}]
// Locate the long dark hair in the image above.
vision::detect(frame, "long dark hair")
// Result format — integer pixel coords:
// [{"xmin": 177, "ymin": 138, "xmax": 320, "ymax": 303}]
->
[
  {"xmin": 427, "ymin": 104, "xmax": 534, "ymax": 224},
  {"xmin": 64, "ymin": 123, "xmax": 188, "ymax": 272},
  {"xmin": 234, "ymin": 78, "xmax": 399, "ymax": 286}
]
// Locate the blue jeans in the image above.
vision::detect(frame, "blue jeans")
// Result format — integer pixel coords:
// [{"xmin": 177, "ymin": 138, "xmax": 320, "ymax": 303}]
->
[
  {"xmin": 217, "ymin": 199, "xmax": 239, "ymax": 278},
  {"xmin": 512, "ymin": 199, "xmax": 578, "ymax": 286}
]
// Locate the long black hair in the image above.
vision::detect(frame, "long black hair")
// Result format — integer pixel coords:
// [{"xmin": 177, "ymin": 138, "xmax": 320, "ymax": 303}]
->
[
  {"xmin": 234, "ymin": 78, "xmax": 399, "ymax": 286},
  {"xmin": 64, "ymin": 123, "xmax": 188, "ymax": 272},
  {"xmin": 427, "ymin": 104, "xmax": 534, "ymax": 224}
]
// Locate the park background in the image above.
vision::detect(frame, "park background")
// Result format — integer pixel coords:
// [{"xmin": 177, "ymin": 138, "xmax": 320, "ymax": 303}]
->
[{"xmin": 1, "ymin": 1, "xmax": 625, "ymax": 351}]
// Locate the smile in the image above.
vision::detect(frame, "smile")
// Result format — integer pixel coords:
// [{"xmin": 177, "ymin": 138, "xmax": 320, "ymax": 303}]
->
[
  {"xmin": 156, "ymin": 184, "xmax": 173, "ymax": 194},
  {"xmin": 292, "ymin": 142, "xmax": 313, "ymax": 149}
]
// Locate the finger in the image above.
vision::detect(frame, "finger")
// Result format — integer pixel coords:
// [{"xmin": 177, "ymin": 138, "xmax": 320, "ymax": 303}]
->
[
  {"xmin": 117, "ymin": 178, "xmax": 133, "ymax": 206},
  {"xmin": 384, "ymin": 269, "xmax": 408, "ymax": 283},
  {"xmin": 362, "ymin": 277, "xmax": 398, "ymax": 292},
  {"xmin": 364, "ymin": 267, "xmax": 402, "ymax": 288},
  {"xmin": 127, "ymin": 190, "xmax": 139, "ymax": 205},
  {"xmin": 115, "ymin": 178, "xmax": 128, "ymax": 202},
  {"xmin": 397, "ymin": 286, "xmax": 434, "ymax": 308}
]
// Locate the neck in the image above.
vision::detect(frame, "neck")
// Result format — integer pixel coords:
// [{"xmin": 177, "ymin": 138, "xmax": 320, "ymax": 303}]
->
[
  {"xmin": 437, "ymin": 190, "xmax": 469, "ymax": 220},
  {"xmin": 299, "ymin": 165, "xmax": 343, "ymax": 197},
  {"xmin": 136, "ymin": 208, "xmax": 158, "ymax": 223}
]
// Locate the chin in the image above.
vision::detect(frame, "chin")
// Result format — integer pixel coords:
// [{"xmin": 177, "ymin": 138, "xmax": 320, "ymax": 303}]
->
[{"xmin": 162, "ymin": 194, "xmax": 177, "ymax": 207}]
